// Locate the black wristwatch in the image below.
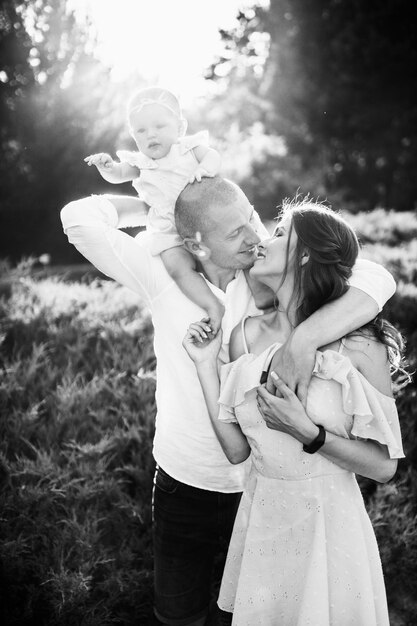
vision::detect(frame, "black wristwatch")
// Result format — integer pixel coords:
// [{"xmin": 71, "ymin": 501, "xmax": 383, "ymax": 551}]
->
[{"xmin": 303, "ymin": 425, "xmax": 326, "ymax": 454}]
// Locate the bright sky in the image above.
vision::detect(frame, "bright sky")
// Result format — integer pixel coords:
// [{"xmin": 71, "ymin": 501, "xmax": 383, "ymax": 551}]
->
[{"xmin": 69, "ymin": 0, "xmax": 269, "ymax": 104}]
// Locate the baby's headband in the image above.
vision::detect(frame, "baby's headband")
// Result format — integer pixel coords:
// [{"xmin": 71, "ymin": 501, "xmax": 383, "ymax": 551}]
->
[{"xmin": 128, "ymin": 93, "xmax": 181, "ymax": 119}]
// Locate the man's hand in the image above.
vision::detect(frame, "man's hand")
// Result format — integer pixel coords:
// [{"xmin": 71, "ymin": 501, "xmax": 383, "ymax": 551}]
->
[{"xmin": 267, "ymin": 330, "xmax": 317, "ymax": 407}]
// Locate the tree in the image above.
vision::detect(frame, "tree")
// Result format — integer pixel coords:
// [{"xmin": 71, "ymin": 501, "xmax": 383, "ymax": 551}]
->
[
  {"xmin": 0, "ymin": 0, "xmax": 133, "ymax": 262},
  {"xmin": 207, "ymin": 0, "xmax": 417, "ymax": 212}
]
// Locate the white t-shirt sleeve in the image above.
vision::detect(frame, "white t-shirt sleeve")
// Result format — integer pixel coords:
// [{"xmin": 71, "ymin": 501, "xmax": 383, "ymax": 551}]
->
[
  {"xmin": 60, "ymin": 195, "xmax": 169, "ymax": 304},
  {"xmin": 348, "ymin": 258, "xmax": 396, "ymax": 312}
]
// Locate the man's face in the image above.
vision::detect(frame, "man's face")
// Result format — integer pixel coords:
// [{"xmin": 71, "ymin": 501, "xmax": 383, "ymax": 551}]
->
[{"xmin": 200, "ymin": 191, "xmax": 260, "ymax": 270}]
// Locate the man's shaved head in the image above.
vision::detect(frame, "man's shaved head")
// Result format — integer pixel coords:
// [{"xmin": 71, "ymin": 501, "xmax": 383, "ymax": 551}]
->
[
  {"xmin": 174, "ymin": 176, "xmax": 260, "ymax": 271},
  {"xmin": 175, "ymin": 176, "xmax": 244, "ymax": 240}
]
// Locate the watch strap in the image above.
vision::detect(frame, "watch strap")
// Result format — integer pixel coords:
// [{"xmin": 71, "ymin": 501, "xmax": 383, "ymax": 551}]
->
[{"xmin": 303, "ymin": 424, "xmax": 326, "ymax": 454}]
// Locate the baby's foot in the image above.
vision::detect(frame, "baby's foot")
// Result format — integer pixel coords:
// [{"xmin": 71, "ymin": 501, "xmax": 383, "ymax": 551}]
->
[{"xmin": 206, "ymin": 301, "xmax": 225, "ymax": 336}]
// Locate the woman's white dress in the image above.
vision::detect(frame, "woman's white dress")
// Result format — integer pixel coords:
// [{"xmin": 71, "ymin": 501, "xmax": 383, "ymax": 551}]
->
[{"xmin": 217, "ymin": 342, "xmax": 404, "ymax": 625}]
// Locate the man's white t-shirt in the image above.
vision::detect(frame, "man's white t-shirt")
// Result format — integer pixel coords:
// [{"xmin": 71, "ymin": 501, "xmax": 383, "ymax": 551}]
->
[{"xmin": 61, "ymin": 195, "xmax": 396, "ymax": 493}]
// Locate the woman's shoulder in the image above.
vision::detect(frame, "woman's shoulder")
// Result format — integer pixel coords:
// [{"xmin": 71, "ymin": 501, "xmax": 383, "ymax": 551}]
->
[
  {"xmin": 342, "ymin": 330, "xmax": 388, "ymax": 363},
  {"xmin": 340, "ymin": 332, "xmax": 393, "ymax": 397}
]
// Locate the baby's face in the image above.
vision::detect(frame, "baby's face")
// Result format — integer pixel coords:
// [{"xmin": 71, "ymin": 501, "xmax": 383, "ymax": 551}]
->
[{"xmin": 129, "ymin": 104, "xmax": 181, "ymax": 159}]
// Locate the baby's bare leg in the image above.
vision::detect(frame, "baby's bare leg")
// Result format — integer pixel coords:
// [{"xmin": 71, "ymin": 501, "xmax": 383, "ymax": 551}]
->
[{"xmin": 161, "ymin": 247, "xmax": 225, "ymax": 333}]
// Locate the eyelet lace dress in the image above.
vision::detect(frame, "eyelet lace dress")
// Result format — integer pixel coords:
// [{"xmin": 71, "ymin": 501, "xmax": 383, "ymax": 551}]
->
[{"xmin": 217, "ymin": 343, "xmax": 404, "ymax": 626}]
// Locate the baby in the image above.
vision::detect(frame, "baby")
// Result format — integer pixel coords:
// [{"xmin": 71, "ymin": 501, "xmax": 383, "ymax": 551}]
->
[{"xmin": 84, "ymin": 87, "xmax": 225, "ymax": 333}]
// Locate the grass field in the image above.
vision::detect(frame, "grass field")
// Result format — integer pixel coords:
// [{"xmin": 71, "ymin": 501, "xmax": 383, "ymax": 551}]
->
[{"xmin": 1, "ymin": 209, "xmax": 417, "ymax": 625}]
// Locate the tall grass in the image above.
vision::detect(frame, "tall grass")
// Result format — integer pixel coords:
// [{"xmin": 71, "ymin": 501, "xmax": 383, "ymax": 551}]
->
[
  {"xmin": 1, "ymin": 208, "xmax": 416, "ymax": 625},
  {"xmin": 1, "ymin": 264, "xmax": 156, "ymax": 625}
]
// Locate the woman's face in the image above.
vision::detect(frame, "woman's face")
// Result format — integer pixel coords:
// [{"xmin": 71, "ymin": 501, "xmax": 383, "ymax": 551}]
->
[{"xmin": 249, "ymin": 213, "xmax": 298, "ymax": 289}]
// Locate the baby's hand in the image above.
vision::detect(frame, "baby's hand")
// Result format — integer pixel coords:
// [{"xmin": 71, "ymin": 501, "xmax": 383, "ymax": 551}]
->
[
  {"xmin": 84, "ymin": 153, "xmax": 114, "ymax": 171},
  {"xmin": 206, "ymin": 301, "xmax": 225, "ymax": 337},
  {"xmin": 189, "ymin": 167, "xmax": 214, "ymax": 183}
]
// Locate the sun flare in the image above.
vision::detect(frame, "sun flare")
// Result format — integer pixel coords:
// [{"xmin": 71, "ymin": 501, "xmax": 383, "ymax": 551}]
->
[{"xmin": 68, "ymin": 0, "xmax": 265, "ymax": 105}]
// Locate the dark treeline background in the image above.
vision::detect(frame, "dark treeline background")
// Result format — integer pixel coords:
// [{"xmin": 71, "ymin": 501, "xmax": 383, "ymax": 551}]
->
[{"xmin": 1, "ymin": 0, "xmax": 416, "ymax": 263}]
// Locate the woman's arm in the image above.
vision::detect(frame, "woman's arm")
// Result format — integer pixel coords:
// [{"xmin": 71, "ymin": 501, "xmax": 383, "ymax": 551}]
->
[
  {"xmin": 257, "ymin": 336, "xmax": 399, "ymax": 484},
  {"xmin": 317, "ymin": 332, "xmax": 398, "ymax": 481},
  {"xmin": 195, "ymin": 361, "xmax": 250, "ymax": 464},
  {"xmin": 268, "ymin": 282, "xmax": 392, "ymax": 404},
  {"xmin": 316, "ymin": 432, "xmax": 397, "ymax": 484},
  {"xmin": 182, "ymin": 323, "xmax": 250, "ymax": 464},
  {"xmin": 268, "ymin": 260, "xmax": 396, "ymax": 404}
]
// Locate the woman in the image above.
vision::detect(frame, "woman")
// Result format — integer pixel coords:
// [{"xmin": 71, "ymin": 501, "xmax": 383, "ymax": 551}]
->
[{"xmin": 183, "ymin": 198, "xmax": 405, "ymax": 625}]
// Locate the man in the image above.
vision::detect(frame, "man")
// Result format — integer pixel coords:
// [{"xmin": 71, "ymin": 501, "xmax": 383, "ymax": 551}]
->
[{"xmin": 61, "ymin": 177, "xmax": 395, "ymax": 626}]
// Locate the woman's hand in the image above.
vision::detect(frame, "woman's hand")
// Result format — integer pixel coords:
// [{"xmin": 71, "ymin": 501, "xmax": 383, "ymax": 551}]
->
[
  {"xmin": 266, "ymin": 330, "xmax": 316, "ymax": 407},
  {"xmin": 257, "ymin": 372, "xmax": 319, "ymax": 445},
  {"xmin": 257, "ymin": 374, "xmax": 397, "ymax": 482},
  {"xmin": 182, "ymin": 318, "xmax": 222, "ymax": 364}
]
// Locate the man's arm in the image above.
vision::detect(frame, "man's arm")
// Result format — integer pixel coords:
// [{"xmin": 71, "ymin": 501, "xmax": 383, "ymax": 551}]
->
[
  {"xmin": 348, "ymin": 258, "xmax": 396, "ymax": 312},
  {"xmin": 269, "ymin": 258, "xmax": 396, "ymax": 404},
  {"xmin": 60, "ymin": 195, "xmax": 168, "ymax": 303}
]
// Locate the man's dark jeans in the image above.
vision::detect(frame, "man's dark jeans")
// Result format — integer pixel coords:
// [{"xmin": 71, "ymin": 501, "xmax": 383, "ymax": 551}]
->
[{"xmin": 152, "ymin": 466, "xmax": 240, "ymax": 625}]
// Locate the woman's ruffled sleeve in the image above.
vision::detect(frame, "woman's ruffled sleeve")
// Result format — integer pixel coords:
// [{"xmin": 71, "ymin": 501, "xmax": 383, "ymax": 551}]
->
[
  {"xmin": 217, "ymin": 351, "xmax": 271, "ymax": 424},
  {"xmin": 349, "ymin": 380, "xmax": 404, "ymax": 459},
  {"xmin": 314, "ymin": 351, "xmax": 405, "ymax": 459},
  {"xmin": 217, "ymin": 361, "xmax": 240, "ymax": 423}
]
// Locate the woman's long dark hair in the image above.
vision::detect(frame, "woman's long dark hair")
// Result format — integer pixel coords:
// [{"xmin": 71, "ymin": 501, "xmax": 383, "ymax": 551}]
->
[{"xmin": 280, "ymin": 197, "xmax": 406, "ymax": 376}]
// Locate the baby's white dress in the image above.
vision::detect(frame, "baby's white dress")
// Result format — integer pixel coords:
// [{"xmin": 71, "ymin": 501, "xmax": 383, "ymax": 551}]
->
[
  {"xmin": 217, "ymin": 341, "xmax": 404, "ymax": 625},
  {"xmin": 117, "ymin": 131, "xmax": 209, "ymax": 255}
]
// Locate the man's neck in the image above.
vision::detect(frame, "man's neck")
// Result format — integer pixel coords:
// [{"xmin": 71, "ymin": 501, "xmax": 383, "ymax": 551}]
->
[{"xmin": 198, "ymin": 260, "xmax": 237, "ymax": 292}]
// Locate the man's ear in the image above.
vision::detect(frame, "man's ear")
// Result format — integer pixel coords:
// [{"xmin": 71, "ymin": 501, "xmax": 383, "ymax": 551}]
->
[
  {"xmin": 178, "ymin": 117, "xmax": 188, "ymax": 137},
  {"xmin": 183, "ymin": 237, "xmax": 211, "ymax": 260}
]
